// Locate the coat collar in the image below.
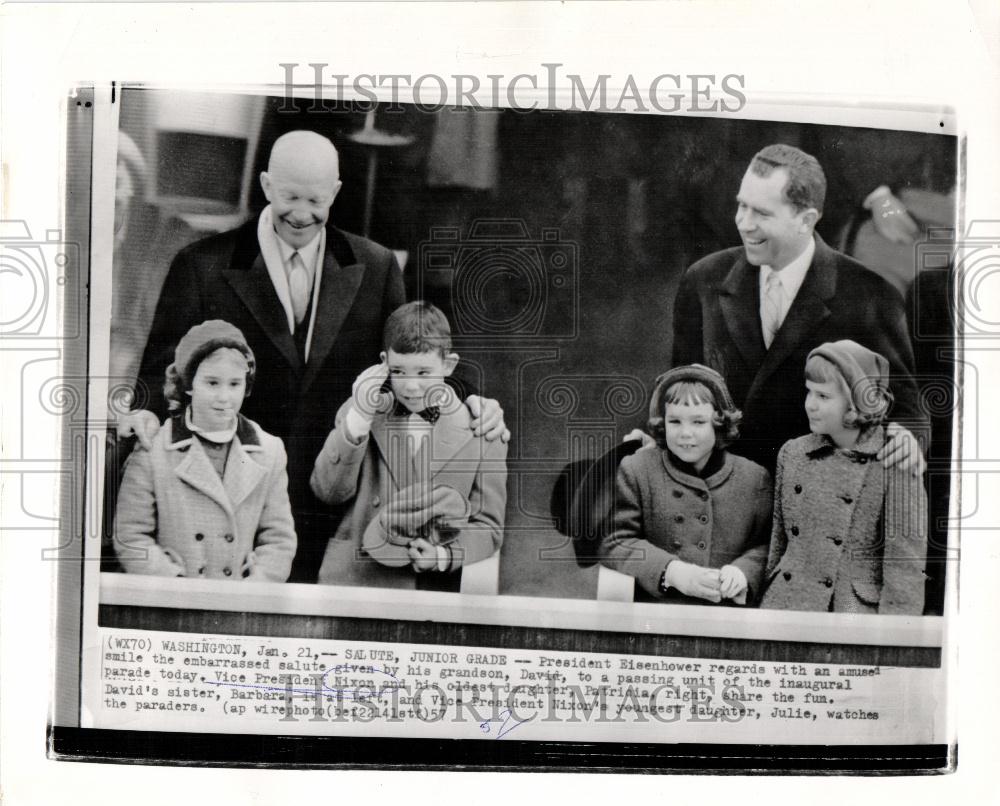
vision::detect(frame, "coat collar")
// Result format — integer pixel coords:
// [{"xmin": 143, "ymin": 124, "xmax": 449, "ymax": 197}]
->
[
  {"xmin": 222, "ymin": 216, "xmax": 369, "ymax": 393},
  {"xmin": 164, "ymin": 412, "xmax": 268, "ymax": 514},
  {"xmin": 659, "ymin": 447, "xmax": 734, "ymax": 490},
  {"xmin": 802, "ymin": 425, "xmax": 886, "ymax": 459},
  {"xmin": 167, "ymin": 411, "xmax": 261, "ymax": 450},
  {"xmin": 370, "ymin": 398, "xmax": 473, "ymax": 490}
]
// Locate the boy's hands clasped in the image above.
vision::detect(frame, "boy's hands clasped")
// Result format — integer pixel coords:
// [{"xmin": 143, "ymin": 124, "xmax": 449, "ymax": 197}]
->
[{"xmin": 663, "ymin": 560, "xmax": 747, "ymax": 604}]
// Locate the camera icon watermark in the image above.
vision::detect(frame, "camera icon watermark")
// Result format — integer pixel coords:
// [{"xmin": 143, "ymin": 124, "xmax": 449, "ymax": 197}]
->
[
  {"xmin": 0, "ymin": 220, "xmax": 81, "ymax": 338},
  {"xmin": 912, "ymin": 220, "xmax": 1000, "ymax": 340},
  {"xmin": 415, "ymin": 220, "xmax": 579, "ymax": 342}
]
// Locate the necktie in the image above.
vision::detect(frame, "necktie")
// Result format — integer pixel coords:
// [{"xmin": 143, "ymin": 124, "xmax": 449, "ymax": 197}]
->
[
  {"xmin": 288, "ymin": 251, "xmax": 310, "ymax": 327},
  {"xmin": 762, "ymin": 270, "xmax": 785, "ymax": 348}
]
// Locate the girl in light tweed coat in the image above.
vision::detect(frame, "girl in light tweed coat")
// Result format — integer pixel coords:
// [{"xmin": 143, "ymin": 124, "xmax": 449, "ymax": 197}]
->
[
  {"xmin": 114, "ymin": 320, "xmax": 296, "ymax": 581},
  {"xmin": 760, "ymin": 340, "xmax": 927, "ymax": 615}
]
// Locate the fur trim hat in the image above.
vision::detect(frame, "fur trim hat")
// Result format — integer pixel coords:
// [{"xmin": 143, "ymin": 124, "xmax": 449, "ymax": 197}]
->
[
  {"xmin": 649, "ymin": 363, "xmax": 738, "ymax": 422},
  {"xmin": 807, "ymin": 340, "xmax": 892, "ymax": 419}
]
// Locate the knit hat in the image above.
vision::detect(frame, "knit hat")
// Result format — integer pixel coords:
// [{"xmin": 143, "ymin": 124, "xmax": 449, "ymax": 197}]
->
[
  {"xmin": 649, "ymin": 364, "xmax": 738, "ymax": 422},
  {"xmin": 807, "ymin": 340, "xmax": 892, "ymax": 420},
  {"xmin": 171, "ymin": 320, "xmax": 256, "ymax": 391}
]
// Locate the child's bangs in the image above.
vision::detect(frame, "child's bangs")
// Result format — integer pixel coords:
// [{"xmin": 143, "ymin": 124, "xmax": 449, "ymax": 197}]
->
[
  {"xmin": 804, "ymin": 354, "xmax": 841, "ymax": 385},
  {"xmin": 662, "ymin": 380, "xmax": 717, "ymax": 409}
]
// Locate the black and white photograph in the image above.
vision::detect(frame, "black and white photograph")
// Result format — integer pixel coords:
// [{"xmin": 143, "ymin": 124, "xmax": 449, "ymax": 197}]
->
[
  {"xmin": 3, "ymin": 0, "xmax": 999, "ymax": 799},
  {"xmin": 66, "ymin": 82, "xmax": 955, "ymax": 754}
]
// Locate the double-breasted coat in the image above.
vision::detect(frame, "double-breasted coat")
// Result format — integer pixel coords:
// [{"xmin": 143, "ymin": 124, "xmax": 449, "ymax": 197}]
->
[
  {"xmin": 114, "ymin": 413, "xmax": 296, "ymax": 581},
  {"xmin": 760, "ymin": 428, "xmax": 927, "ymax": 614},
  {"xmin": 310, "ymin": 400, "xmax": 508, "ymax": 588},
  {"xmin": 599, "ymin": 448, "xmax": 773, "ymax": 604}
]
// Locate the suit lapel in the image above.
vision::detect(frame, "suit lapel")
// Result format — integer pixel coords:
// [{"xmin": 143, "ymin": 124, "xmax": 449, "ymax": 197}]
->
[
  {"xmin": 747, "ymin": 236, "xmax": 836, "ymax": 402},
  {"xmin": 718, "ymin": 253, "xmax": 767, "ymax": 371},
  {"xmin": 301, "ymin": 230, "xmax": 367, "ymax": 394},
  {"xmin": 223, "ymin": 231, "xmax": 301, "ymax": 372}
]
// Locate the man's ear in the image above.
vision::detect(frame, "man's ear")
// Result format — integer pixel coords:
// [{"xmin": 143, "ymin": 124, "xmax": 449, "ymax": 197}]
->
[
  {"xmin": 260, "ymin": 171, "xmax": 273, "ymax": 201},
  {"xmin": 799, "ymin": 207, "xmax": 820, "ymax": 232},
  {"xmin": 379, "ymin": 351, "xmax": 387, "ymax": 363},
  {"xmin": 442, "ymin": 353, "xmax": 459, "ymax": 376},
  {"xmin": 330, "ymin": 179, "xmax": 343, "ymax": 205}
]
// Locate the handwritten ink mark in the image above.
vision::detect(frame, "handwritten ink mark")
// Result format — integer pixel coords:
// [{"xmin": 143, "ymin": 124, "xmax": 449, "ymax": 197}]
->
[{"xmin": 479, "ymin": 708, "xmax": 536, "ymax": 739}]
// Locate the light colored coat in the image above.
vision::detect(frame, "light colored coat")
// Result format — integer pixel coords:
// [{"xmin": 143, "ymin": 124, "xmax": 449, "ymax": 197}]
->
[
  {"xmin": 310, "ymin": 400, "xmax": 508, "ymax": 588},
  {"xmin": 600, "ymin": 449, "xmax": 773, "ymax": 604},
  {"xmin": 760, "ymin": 428, "xmax": 927, "ymax": 614},
  {"xmin": 114, "ymin": 414, "xmax": 296, "ymax": 581}
]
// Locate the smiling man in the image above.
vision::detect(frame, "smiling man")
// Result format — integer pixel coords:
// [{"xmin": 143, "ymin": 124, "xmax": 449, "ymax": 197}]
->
[
  {"xmin": 122, "ymin": 131, "xmax": 506, "ymax": 582},
  {"xmin": 670, "ymin": 144, "xmax": 924, "ymax": 475}
]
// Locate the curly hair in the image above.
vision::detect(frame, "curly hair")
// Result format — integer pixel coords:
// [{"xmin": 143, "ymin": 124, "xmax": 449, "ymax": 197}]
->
[{"xmin": 647, "ymin": 380, "xmax": 742, "ymax": 450}]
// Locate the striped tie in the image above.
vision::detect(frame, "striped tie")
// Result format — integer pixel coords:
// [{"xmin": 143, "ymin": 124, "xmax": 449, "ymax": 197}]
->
[{"xmin": 762, "ymin": 270, "xmax": 784, "ymax": 348}]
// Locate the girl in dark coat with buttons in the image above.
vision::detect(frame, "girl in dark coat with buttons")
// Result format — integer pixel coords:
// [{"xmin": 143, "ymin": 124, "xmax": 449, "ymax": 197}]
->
[
  {"xmin": 114, "ymin": 321, "xmax": 296, "ymax": 581},
  {"xmin": 760, "ymin": 341, "xmax": 927, "ymax": 614},
  {"xmin": 600, "ymin": 365, "xmax": 773, "ymax": 605}
]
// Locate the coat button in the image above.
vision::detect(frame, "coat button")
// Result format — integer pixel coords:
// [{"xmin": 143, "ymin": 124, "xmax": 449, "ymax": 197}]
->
[
  {"xmin": 841, "ymin": 495, "xmax": 854, "ymax": 504},
  {"xmin": 223, "ymin": 567, "xmax": 233, "ymax": 577},
  {"xmin": 698, "ymin": 491, "xmax": 709, "ymax": 501},
  {"xmin": 195, "ymin": 533, "xmax": 204, "ymax": 541},
  {"xmin": 783, "ymin": 571, "xmax": 792, "ymax": 581},
  {"xmin": 198, "ymin": 567, "xmax": 206, "ymax": 575},
  {"xmin": 698, "ymin": 514, "xmax": 709, "ymax": 524},
  {"xmin": 674, "ymin": 514, "xmax": 684, "ymax": 523},
  {"xmin": 372, "ymin": 495, "xmax": 381, "ymax": 507},
  {"xmin": 833, "ymin": 536, "xmax": 844, "ymax": 546},
  {"xmin": 791, "ymin": 526, "xmax": 799, "ymax": 536},
  {"xmin": 672, "ymin": 489, "xmax": 683, "ymax": 498},
  {"xmin": 697, "ymin": 541, "xmax": 707, "ymax": 550},
  {"xmin": 794, "ymin": 484, "xmax": 802, "ymax": 494},
  {"xmin": 824, "ymin": 577, "xmax": 834, "ymax": 588},
  {"xmin": 224, "ymin": 533, "xmax": 234, "ymax": 543}
]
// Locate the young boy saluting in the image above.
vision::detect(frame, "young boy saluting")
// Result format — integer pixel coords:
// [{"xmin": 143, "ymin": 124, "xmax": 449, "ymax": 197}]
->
[
  {"xmin": 760, "ymin": 340, "xmax": 928, "ymax": 614},
  {"xmin": 311, "ymin": 301, "xmax": 508, "ymax": 589}
]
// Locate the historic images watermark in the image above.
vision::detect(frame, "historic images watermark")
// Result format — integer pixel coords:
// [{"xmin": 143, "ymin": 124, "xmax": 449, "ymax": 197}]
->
[{"xmin": 278, "ymin": 63, "xmax": 747, "ymax": 114}]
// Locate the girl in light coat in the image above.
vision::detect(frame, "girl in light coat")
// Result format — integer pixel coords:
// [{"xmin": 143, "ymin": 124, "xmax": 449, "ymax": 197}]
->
[{"xmin": 114, "ymin": 320, "xmax": 296, "ymax": 581}]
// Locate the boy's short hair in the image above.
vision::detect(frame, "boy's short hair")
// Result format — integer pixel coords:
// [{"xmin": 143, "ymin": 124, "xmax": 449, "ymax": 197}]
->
[
  {"xmin": 749, "ymin": 144, "xmax": 827, "ymax": 215},
  {"xmin": 804, "ymin": 353, "xmax": 890, "ymax": 429},
  {"xmin": 647, "ymin": 364, "xmax": 742, "ymax": 450},
  {"xmin": 383, "ymin": 301, "xmax": 452, "ymax": 357}
]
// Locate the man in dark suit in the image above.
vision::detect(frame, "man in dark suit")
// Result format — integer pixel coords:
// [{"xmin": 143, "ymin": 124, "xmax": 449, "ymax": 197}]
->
[
  {"xmin": 670, "ymin": 144, "xmax": 925, "ymax": 474},
  {"xmin": 119, "ymin": 130, "xmax": 506, "ymax": 582}
]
